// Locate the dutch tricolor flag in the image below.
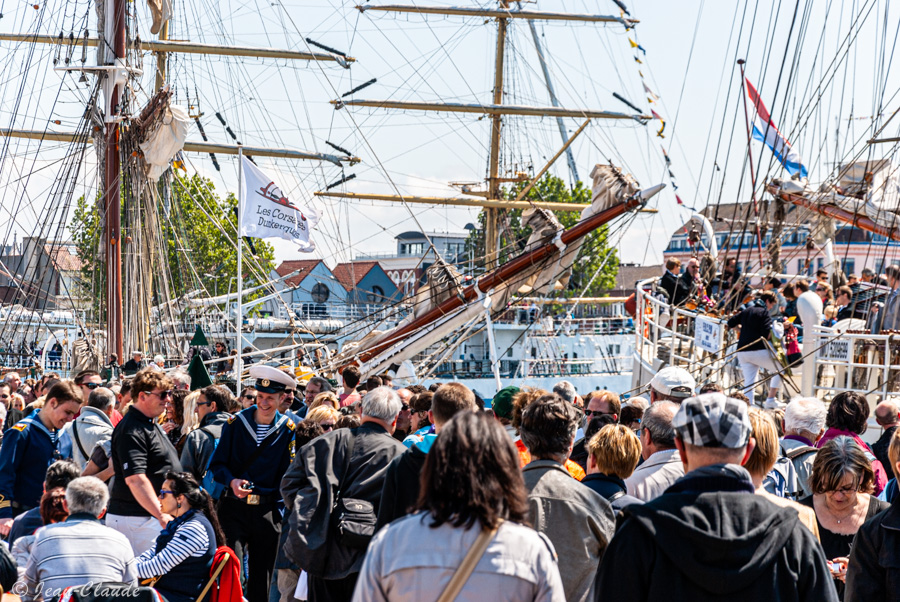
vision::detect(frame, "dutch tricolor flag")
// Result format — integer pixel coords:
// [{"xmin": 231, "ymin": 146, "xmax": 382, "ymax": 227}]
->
[{"xmin": 746, "ymin": 78, "xmax": 808, "ymax": 179}]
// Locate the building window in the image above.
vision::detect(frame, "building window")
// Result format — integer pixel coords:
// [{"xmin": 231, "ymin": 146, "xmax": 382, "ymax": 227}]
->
[
  {"xmin": 841, "ymin": 258, "xmax": 855, "ymax": 276},
  {"xmin": 400, "ymin": 242, "xmax": 425, "ymax": 256},
  {"xmin": 366, "ymin": 285, "xmax": 385, "ymax": 303},
  {"xmin": 311, "ymin": 283, "xmax": 330, "ymax": 303}
]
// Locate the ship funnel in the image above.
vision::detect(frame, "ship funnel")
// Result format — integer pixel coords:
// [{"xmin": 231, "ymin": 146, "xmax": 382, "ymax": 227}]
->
[{"xmin": 637, "ymin": 183, "xmax": 666, "ymax": 202}]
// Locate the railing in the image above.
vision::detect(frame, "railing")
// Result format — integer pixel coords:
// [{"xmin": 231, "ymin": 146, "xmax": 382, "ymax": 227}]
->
[
  {"xmin": 633, "ymin": 275, "xmax": 900, "ymax": 405},
  {"xmin": 633, "ymin": 277, "xmax": 737, "ymax": 391},
  {"xmin": 427, "ymin": 356, "xmax": 633, "ymax": 379},
  {"xmin": 808, "ymin": 325, "xmax": 900, "ymax": 401}
]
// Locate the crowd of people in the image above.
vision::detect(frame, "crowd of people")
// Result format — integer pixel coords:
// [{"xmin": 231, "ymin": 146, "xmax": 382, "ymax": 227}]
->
[
  {"xmin": 656, "ymin": 256, "xmax": 900, "ymax": 410},
  {"xmin": 0, "ymin": 352, "xmax": 897, "ymax": 601}
]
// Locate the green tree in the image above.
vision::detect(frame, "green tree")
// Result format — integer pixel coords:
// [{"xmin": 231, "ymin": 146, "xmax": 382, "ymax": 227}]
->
[
  {"xmin": 69, "ymin": 174, "xmax": 276, "ymax": 310},
  {"xmin": 464, "ymin": 175, "xmax": 619, "ymax": 297},
  {"xmin": 167, "ymin": 174, "xmax": 276, "ymax": 300}
]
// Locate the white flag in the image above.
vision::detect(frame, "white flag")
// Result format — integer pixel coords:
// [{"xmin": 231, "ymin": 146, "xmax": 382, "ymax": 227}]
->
[{"xmin": 239, "ymin": 156, "xmax": 319, "ymax": 252}]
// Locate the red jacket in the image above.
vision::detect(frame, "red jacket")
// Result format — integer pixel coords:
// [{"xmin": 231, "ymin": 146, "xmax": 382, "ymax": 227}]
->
[{"xmin": 209, "ymin": 546, "xmax": 243, "ymax": 602}]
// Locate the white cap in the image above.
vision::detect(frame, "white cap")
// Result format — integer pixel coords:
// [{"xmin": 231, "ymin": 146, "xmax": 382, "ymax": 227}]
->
[
  {"xmin": 248, "ymin": 365, "xmax": 297, "ymax": 393},
  {"xmin": 648, "ymin": 366, "xmax": 696, "ymax": 399},
  {"xmin": 153, "ymin": 355, "xmax": 164, "ymax": 364}
]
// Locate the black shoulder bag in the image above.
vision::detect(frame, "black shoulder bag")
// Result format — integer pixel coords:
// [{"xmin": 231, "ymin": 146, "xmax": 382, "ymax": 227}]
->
[{"xmin": 332, "ymin": 432, "xmax": 377, "ymax": 549}]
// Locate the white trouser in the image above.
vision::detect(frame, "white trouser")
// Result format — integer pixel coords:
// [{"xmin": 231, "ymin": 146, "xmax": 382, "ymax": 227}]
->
[
  {"xmin": 105, "ymin": 514, "xmax": 160, "ymax": 557},
  {"xmin": 737, "ymin": 349, "xmax": 783, "ymax": 398}
]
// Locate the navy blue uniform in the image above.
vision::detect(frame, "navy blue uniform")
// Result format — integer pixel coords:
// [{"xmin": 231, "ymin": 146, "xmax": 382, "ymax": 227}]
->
[
  {"xmin": 209, "ymin": 407, "xmax": 294, "ymax": 601},
  {"xmin": 0, "ymin": 413, "xmax": 62, "ymax": 519}
]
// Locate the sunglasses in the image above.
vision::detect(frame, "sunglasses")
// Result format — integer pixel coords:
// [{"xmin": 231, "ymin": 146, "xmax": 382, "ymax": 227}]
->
[
  {"xmin": 196, "ymin": 401, "xmax": 212, "ymax": 407},
  {"xmin": 401, "ymin": 404, "xmax": 410, "ymax": 412},
  {"xmin": 243, "ymin": 394, "xmax": 257, "ymax": 401},
  {"xmin": 584, "ymin": 409, "xmax": 613, "ymax": 417},
  {"xmin": 158, "ymin": 490, "xmax": 175, "ymax": 498},
  {"xmin": 321, "ymin": 422, "xmax": 335, "ymax": 431},
  {"xmin": 149, "ymin": 390, "xmax": 174, "ymax": 399},
  {"xmin": 84, "ymin": 382, "xmax": 102, "ymax": 390},
  {"xmin": 0, "ymin": 395, "xmax": 8, "ymax": 399}
]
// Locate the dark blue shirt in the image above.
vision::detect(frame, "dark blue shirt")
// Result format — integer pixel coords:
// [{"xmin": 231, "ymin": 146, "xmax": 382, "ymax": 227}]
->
[
  {"xmin": 0, "ymin": 413, "xmax": 61, "ymax": 519},
  {"xmin": 581, "ymin": 472, "xmax": 644, "ymax": 511},
  {"xmin": 209, "ymin": 407, "xmax": 294, "ymax": 496}
]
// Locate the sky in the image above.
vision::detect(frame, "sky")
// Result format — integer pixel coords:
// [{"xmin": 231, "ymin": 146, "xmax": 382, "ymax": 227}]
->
[{"xmin": 2, "ymin": 0, "xmax": 900, "ymax": 272}]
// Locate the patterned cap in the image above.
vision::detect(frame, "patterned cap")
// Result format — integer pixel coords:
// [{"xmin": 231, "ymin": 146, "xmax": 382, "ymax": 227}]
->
[{"xmin": 672, "ymin": 393, "xmax": 752, "ymax": 449}]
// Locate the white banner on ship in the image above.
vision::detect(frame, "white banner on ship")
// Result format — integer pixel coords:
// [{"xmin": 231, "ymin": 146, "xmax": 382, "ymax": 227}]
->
[
  {"xmin": 239, "ymin": 156, "xmax": 319, "ymax": 252},
  {"xmin": 694, "ymin": 315, "xmax": 722, "ymax": 353}
]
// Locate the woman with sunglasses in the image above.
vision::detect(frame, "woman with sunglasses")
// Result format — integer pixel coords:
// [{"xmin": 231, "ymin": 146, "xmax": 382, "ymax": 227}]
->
[
  {"xmin": 305, "ymin": 405, "xmax": 339, "ymax": 432},
  {"xmin": 137, "ymin": 472, "xmax": 225, "ymax": 602},
  {"xmin": 799, "ymin": 436, "xmax": 889, "ymax": 598}
]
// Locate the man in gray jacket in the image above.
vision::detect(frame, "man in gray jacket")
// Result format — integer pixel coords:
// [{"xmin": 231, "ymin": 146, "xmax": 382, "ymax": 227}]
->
[
  {"xmin": 520, "ymin": 394, "xmax": 615, "ymax": 602},
  {"xmin": 68, "ymin": 387, "xmax": 115, "ymax": 469}
]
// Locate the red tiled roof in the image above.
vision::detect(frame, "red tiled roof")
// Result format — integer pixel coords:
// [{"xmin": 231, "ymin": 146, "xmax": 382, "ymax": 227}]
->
[
  {"xmin": 45, "ymin": 245, "xmax": 83, "ymax": 272},
  {"xmin": 332, "ymin": 261, "xmax": 379, "ymax": 291},
  {"xmin": 275, "ymin": 259, "xmax": 323, "ymax": 287}
]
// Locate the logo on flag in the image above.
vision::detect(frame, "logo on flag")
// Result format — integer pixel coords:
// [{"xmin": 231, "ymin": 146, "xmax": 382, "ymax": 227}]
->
[
  {"xmin": 745, "ymin": 78, "xmax": 808, "ymax": 178},
  {"xmin": 239, "ymin": 156, "xmax": 319, "ymax": 252}
]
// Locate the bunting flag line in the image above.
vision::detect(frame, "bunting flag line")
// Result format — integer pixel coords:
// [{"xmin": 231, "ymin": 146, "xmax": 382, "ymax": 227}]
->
[
  {"xmin": 629, "ymin": 38, "xmax": 647, "ymax": 54},
  {"xmin": 643, "ymin": 82, "xmax": 659, "ymax": 101},
  {"xmin": 675, "ymin": 194, "xmax": 684, "ymax": 205}
]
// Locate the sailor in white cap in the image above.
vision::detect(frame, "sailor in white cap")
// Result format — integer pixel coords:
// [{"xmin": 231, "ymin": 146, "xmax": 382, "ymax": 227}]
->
[{"xmin": 208, "ymin": 363, "xmax": 296, "ymax": 601}]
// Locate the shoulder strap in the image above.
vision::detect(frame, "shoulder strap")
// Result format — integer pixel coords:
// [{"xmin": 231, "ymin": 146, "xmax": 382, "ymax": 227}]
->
[
  {"xmin": 71, "ymin": 421, "xmax": 88, "ymax": 461},
  {"xmin": 607, "ymin": 490, "xmax": 626, "ymax": 503},
  {"xmin": 436, "ymin": 521, "xmax": 501, "ymax": 602},
  {"xmin": 785, "ymin": 445, "xmax": 817, "ymax": 460}
]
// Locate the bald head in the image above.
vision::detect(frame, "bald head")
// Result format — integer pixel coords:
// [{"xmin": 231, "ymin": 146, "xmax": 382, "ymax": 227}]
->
[{"xmin": 875, "ymin": 399, "xmax": 900, "ymax": 428}]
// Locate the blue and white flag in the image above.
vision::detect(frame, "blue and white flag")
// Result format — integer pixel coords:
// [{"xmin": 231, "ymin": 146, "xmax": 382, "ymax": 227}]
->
[{"xmin": 746, "ymin": 78, "xmax": 808, "ymax": 179}]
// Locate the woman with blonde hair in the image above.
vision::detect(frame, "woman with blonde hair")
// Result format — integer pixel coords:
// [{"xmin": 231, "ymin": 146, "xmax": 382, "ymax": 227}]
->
[
  {"xmin": 309, "ymin": 391, "xmax": 339, "ymax": 411},
  {"xmin": 582, "ymin": 424, "xmax": 643, "ymax": 511},
  {"xmin": 746, "ymin": 408, "xmax": 819, "ymax": 539},
  {"xmin": 304, "ymin": 405, "xmax": 339, "ymax": 432}
]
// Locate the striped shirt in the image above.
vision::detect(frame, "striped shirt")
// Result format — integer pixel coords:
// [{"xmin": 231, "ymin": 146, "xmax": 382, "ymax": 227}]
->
[
  {"xmin": 22, "ymin": 515, "xmax": 136, "ymax": 602},
  {"xmin": 256, "ymin": 423, "xmax": 272, "ymax": 444},
  {"xmin": 136, "ymin": 519, "xmax": 210, "ymax": 579}
]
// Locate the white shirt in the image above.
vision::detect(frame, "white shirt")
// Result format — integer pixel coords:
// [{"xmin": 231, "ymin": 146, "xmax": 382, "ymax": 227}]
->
[{"xmin": 625, "ymin": 449, "xmax": 685, "ymax": 502}]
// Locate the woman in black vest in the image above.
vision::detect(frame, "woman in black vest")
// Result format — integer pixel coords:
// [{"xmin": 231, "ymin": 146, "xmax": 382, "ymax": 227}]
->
[{"xmin": 137, "ymin": 472, "xmax": 224, "ymax": 602}]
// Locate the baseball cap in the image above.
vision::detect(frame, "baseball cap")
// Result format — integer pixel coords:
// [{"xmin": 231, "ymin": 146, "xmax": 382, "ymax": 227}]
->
[
  {"xmin": 648, "ymin": 366, "xmax": 696, "ymax": 399},
  {"xmin": 491, "ymin": 386, "xmax": 520, "ymax": 419},
  {"xmin": 672, "ymin": 393, "xmax": 752, "ymax": 449}
]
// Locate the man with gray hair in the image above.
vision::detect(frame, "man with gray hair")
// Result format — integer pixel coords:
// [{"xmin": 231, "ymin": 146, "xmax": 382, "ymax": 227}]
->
[
  {"xmin": 625, "ymin": 401, "xmax": 684, "ymax": 501},
  {"xmin": 21, "ymin": 477, "xmax": 136, "ymax": 601},
  {"xmin": 66, "ymin": 387, "xmax": 116, "ymax": 469},
  {"xmin": 553, "ymin": 380, "xmax": 577, "ymax": 404},
  {"xmin": 780, "ymin": 397, "xmax": 827, "ymax": 499},
  {"xmin": 282, "ymin": 387, "xmax": 406, "ymax": 601},
  {"xmin": 873, "ymin": 398, "xmax": 900, "ymax": 481},
  {"xmin": 520, "ymin": 394, "xmax": 614, "ymax": 602},
  {"xmin": 594, "ymin": 393, "xmax": 838, "ymax": 601}
]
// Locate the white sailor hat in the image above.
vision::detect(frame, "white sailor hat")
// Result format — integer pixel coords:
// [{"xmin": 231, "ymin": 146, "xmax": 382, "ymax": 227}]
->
[{"xmin": 248, "ymin": 365, "xmax": 296, "ymax": 394}]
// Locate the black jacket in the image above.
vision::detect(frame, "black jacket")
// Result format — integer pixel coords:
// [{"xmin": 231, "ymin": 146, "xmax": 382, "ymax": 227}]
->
[
  {"xmin": 594, "ymin": 465, "xmax": 838, "ymax": 602},
  {"xmin": 845, "ymin": 500, "xmax": 900, "ymax": 601},
  {"xmin": 374, "ymin": 443, "xmax": 428, "ymax": 532},
  {"xmin": 727, "ymin": 303, "xmax": 772, "ymax": 352},
  {"xmin": 281, "ymin": 422, "xmax": 406, "ymax": 579},
  {"xmin": 581, "ymin": 472, "xmax": 644, "ymax": 513},
  {"xmin": 659, "ymin": 270, "xmax": 679, "ymax": 305},
  {"xmin": 872, "ymin": 426, "xmax": 897, "ymax": 482}
]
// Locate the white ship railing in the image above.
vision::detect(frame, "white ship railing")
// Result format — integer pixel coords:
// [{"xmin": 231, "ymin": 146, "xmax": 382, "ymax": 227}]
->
[
  {"xmin": 633, "ymin": 275, "xmax": 900, "ymax": 405},
  {"xmin": 632, "ymin": 276, "xmax": 734, "ymax": 392}
]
